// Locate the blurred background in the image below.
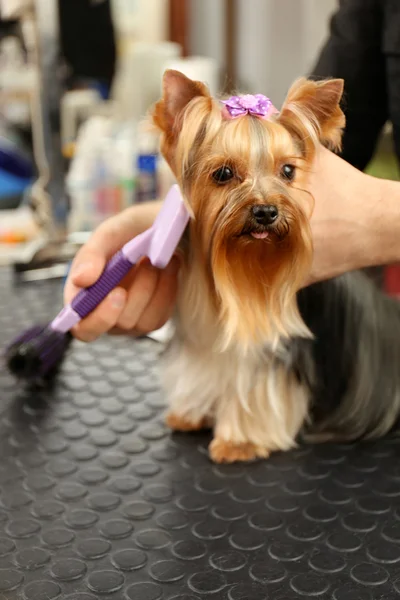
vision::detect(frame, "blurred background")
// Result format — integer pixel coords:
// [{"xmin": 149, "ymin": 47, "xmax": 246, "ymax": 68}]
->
[{"xmin": 0, "ymin": 0, "xmax": 398, "ymax": 288}]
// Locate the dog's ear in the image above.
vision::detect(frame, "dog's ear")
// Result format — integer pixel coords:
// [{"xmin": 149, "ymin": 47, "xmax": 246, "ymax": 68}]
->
[
  {"xmin": 153, "ymin": 69, "xmax": 210, "ymax": 135},
  {"xmin": 278, "ymin": 78, "xmax": 345, "ymax": 152}
]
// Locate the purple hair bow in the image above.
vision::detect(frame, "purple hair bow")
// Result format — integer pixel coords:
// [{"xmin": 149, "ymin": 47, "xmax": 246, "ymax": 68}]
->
[{"xmin": 221, "ymin": 94, "xmax": 278, "ymax": 119}]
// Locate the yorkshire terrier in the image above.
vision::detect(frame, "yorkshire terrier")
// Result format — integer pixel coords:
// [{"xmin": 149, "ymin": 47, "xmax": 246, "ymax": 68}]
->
[{"xmin": 151, "ymin": 69, "xmax": 400, "ymax": 463}]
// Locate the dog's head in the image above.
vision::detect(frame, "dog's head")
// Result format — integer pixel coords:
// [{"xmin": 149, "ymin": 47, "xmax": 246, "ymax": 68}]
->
[{"xmin": 152, "ymin": 70, "xmax": 345, "ymax": 349}]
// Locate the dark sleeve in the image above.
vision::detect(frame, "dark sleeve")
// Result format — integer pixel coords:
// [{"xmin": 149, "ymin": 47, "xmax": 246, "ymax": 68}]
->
[
  {"xmin": 309, "ymin": 0, "xmax": 387, "ymax": 171},
  {"xmin": 58, "ymin": 0, "xmax": 116, "ymax": 87}
]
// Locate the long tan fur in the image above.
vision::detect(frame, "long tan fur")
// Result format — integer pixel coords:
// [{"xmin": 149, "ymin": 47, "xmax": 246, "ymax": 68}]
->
[{"xmin": 153, "ymin": 70, "xmax": 345, "ymax": 463}]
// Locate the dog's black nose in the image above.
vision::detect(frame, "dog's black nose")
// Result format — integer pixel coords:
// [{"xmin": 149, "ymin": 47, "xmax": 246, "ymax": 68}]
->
[{"xmin": 252, "ymin": 204, "xmax": 279, "ymax": 225}]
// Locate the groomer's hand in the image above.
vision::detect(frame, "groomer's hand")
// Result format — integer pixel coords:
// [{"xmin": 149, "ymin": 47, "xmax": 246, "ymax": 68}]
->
[{"xmin": 64, "ymin": 201, "xmax": 180, "ymax": 342}]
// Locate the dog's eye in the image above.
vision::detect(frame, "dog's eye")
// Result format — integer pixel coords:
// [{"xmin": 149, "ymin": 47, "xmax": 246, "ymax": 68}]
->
[
  {"xmin": 281, "ymin": 164, "xmax": 296, "ymax": 182},
  {"xmin": 212, "ymin": 166, "xmax": 234, "ymax": 184}
]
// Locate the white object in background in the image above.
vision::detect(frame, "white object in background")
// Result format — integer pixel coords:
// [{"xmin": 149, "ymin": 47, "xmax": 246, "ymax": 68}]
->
[
  {"xmin": 66, "ymin": 115, "xmax": 139, "ymax": 234},
  {"xmin": 111, "ymin": 120, "xmax": 138, "ymax": 209},
  {"xmin": 111, "ymin": 41, "xmax": 181, "ymax": 121},
  {"xmin": 0, "ymin": 36, "xmax": 24, "ymax": 69},
  {"xmin": 111, "ymin": 0, "xmax": 168, "ymax": 45},
  {"xmin": 163, "ymin": 56, "xmax": 221, "ymax": 96},
  {"xmin": 0, "ymin": 206, "xmax": 40, "ymax": 240},
  {"xmin": 0, "ymin": 36, "xmax": 32, "ymax": 124},
  {"xmin": 66, "ymin": 117, "xmax": 110, "ymax": 234},
  {"xmin": 0, "ymin": 66, "xmax": 35, "ymax": 92},
  {"xmin": 302, "ymin": 0, "xmax": 337, "ymax": 72},
  {"xmin": 0, "ymin": 206, "xmax": 42, "ymax": 267},
  {"xmin": 0, "ymin": 0, "xmax": 31, "ymax": 19},
  {"xmin": 147, "ymin": 321, "xmax": 175, "ymax": 344},
  {"xmin": 66, "ymin": 169, "xmax": 96, "ymax": 234},
  {"xmin": 235, "ymin": 0, "xmax": 337, "ymax": 107},
  {"xmin": 0, "ymin": 35, "xmax": 35, "ymax": 93},
  {"xmin": 0, "ymin": 235, "xmax": 47, "ymax": 266},
  {"xmin": 188, "ymin": 0, "xmax": 226, "ymax": 73},
  {"xmin": 60, "ymin": 89, "xmax": 102, "ymax": 151}
]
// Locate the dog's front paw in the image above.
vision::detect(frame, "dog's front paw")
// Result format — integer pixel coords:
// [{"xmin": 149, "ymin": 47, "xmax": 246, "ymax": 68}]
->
[
  {"xmin": 166, "ymin": 412, "xmax": 211, "ymax": 432},
  {"xmin": 209, "ymin": 438, "xmax": 270, "ymax": 463}
]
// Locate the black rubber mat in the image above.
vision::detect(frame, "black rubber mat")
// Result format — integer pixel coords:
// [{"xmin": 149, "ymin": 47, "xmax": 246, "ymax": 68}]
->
[{"xmin": 2, "ymin": 266, "xmax": 400, "ymax": 600}]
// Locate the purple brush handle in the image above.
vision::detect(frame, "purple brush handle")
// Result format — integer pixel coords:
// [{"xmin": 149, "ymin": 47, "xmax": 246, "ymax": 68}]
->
[
  {"xmin": 50, "ymin": 227, "xmax": 154, "ymax": 333},
  {"xmin": 50, "ymin": 184, "xmax": 189, "ymax": 334},
  {"xmin": 70, "ymin": 226, "xmax": 154, "ymax": 319},
  {"xmin": 71, "ymin": 251, "xmax": 133, "ymax": 318},
  {"xmin": 51, "ymin": 249, "xmax": 138, "ymax": 333}
]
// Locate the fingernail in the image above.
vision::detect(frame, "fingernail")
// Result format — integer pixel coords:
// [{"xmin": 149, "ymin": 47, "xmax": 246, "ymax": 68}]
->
[
  {"xmin": 74, "ymin": 262, "xmax": 92, "ymax": 277},
  {"xmin": 110, "ymin": 289, "xmax": 125, "ymax": 308}
]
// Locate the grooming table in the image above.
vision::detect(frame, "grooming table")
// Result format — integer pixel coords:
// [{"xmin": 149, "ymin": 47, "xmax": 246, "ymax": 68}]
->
[{"xmin": 1, "ymin": 267, "xmax": 400, "ymax": 600}]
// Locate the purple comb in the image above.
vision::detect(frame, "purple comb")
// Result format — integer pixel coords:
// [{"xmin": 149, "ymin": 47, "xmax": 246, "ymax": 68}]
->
[{"xmin": 5, "ymin": 184, "xmax": 189, "ymax": 380}]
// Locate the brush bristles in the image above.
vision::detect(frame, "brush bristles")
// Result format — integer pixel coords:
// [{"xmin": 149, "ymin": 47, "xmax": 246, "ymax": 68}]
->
[{"xmin": 6, "ymin": 325, "xmax": 72, "ymax": 380}]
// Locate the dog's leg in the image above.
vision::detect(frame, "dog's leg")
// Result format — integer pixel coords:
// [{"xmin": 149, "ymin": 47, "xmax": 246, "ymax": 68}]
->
[
  {"xmin": 209, "ymin": 368, "xmax": 310, "ymax": 464},
  {"xmin": 166, "ymin": 412, "xmax": 212, "ymax": 432},
  {"xmin": 209, "ymin": 400, "xmax": 271, "ymax": 463},
  {"xmin": 209, "ymin": 437, "xmax": 270, "ymax": 463},
  {"xmin": 161, "ymin": 341, "xmax": 216, "ymax": 434}
]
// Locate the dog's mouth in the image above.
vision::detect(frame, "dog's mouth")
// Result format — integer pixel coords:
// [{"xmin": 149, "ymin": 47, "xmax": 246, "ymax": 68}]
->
[
  {"xmin": 239, "ymin": 219, "xmax": 290, "ymax": 242},
  {"xmin": 240, "ymin": 224, "xmax": 271, "ymax": 240},
  {"xmin": 250, "ymin": 230, "xmax": 269, "ymax": 240}
]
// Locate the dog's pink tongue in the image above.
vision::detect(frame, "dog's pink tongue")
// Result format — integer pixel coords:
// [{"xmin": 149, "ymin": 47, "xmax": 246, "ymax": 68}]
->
[{"xmin": 251, "ymin": 231, "xmax": 269, "ymax": 239}]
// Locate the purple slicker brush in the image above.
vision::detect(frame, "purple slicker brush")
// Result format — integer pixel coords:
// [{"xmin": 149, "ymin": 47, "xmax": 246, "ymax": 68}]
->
[{"xmin": 5, "ymin": 185, "xmax": 190, "ymax": 381}]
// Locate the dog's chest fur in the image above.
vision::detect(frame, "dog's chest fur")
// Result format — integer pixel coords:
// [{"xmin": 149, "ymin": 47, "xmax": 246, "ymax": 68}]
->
[
  {"xmin": 161, "ymin": 267, "xmax": 400, "ymax": 447},
  {"xmin": 161, "ymin": 260, "xmax": 311, "ymax": 450}
]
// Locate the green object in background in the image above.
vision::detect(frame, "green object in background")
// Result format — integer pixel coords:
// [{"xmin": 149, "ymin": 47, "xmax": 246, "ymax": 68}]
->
[
  {"xmin": 365, "ymin": 152, "xmax": 399, "ymax": 180},
  {"xmin": 365, "ymin": 127, "xmax": 399, "ymax": 181},
  {"xmin": 121, "ymin": 178, "xmax": 136, "ymax": 208}
]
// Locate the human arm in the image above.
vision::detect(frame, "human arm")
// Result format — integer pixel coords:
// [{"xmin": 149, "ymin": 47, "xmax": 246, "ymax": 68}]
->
[{"xmin": 308, "ymin": 145, "xmax": 400, "ymax": 284}]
